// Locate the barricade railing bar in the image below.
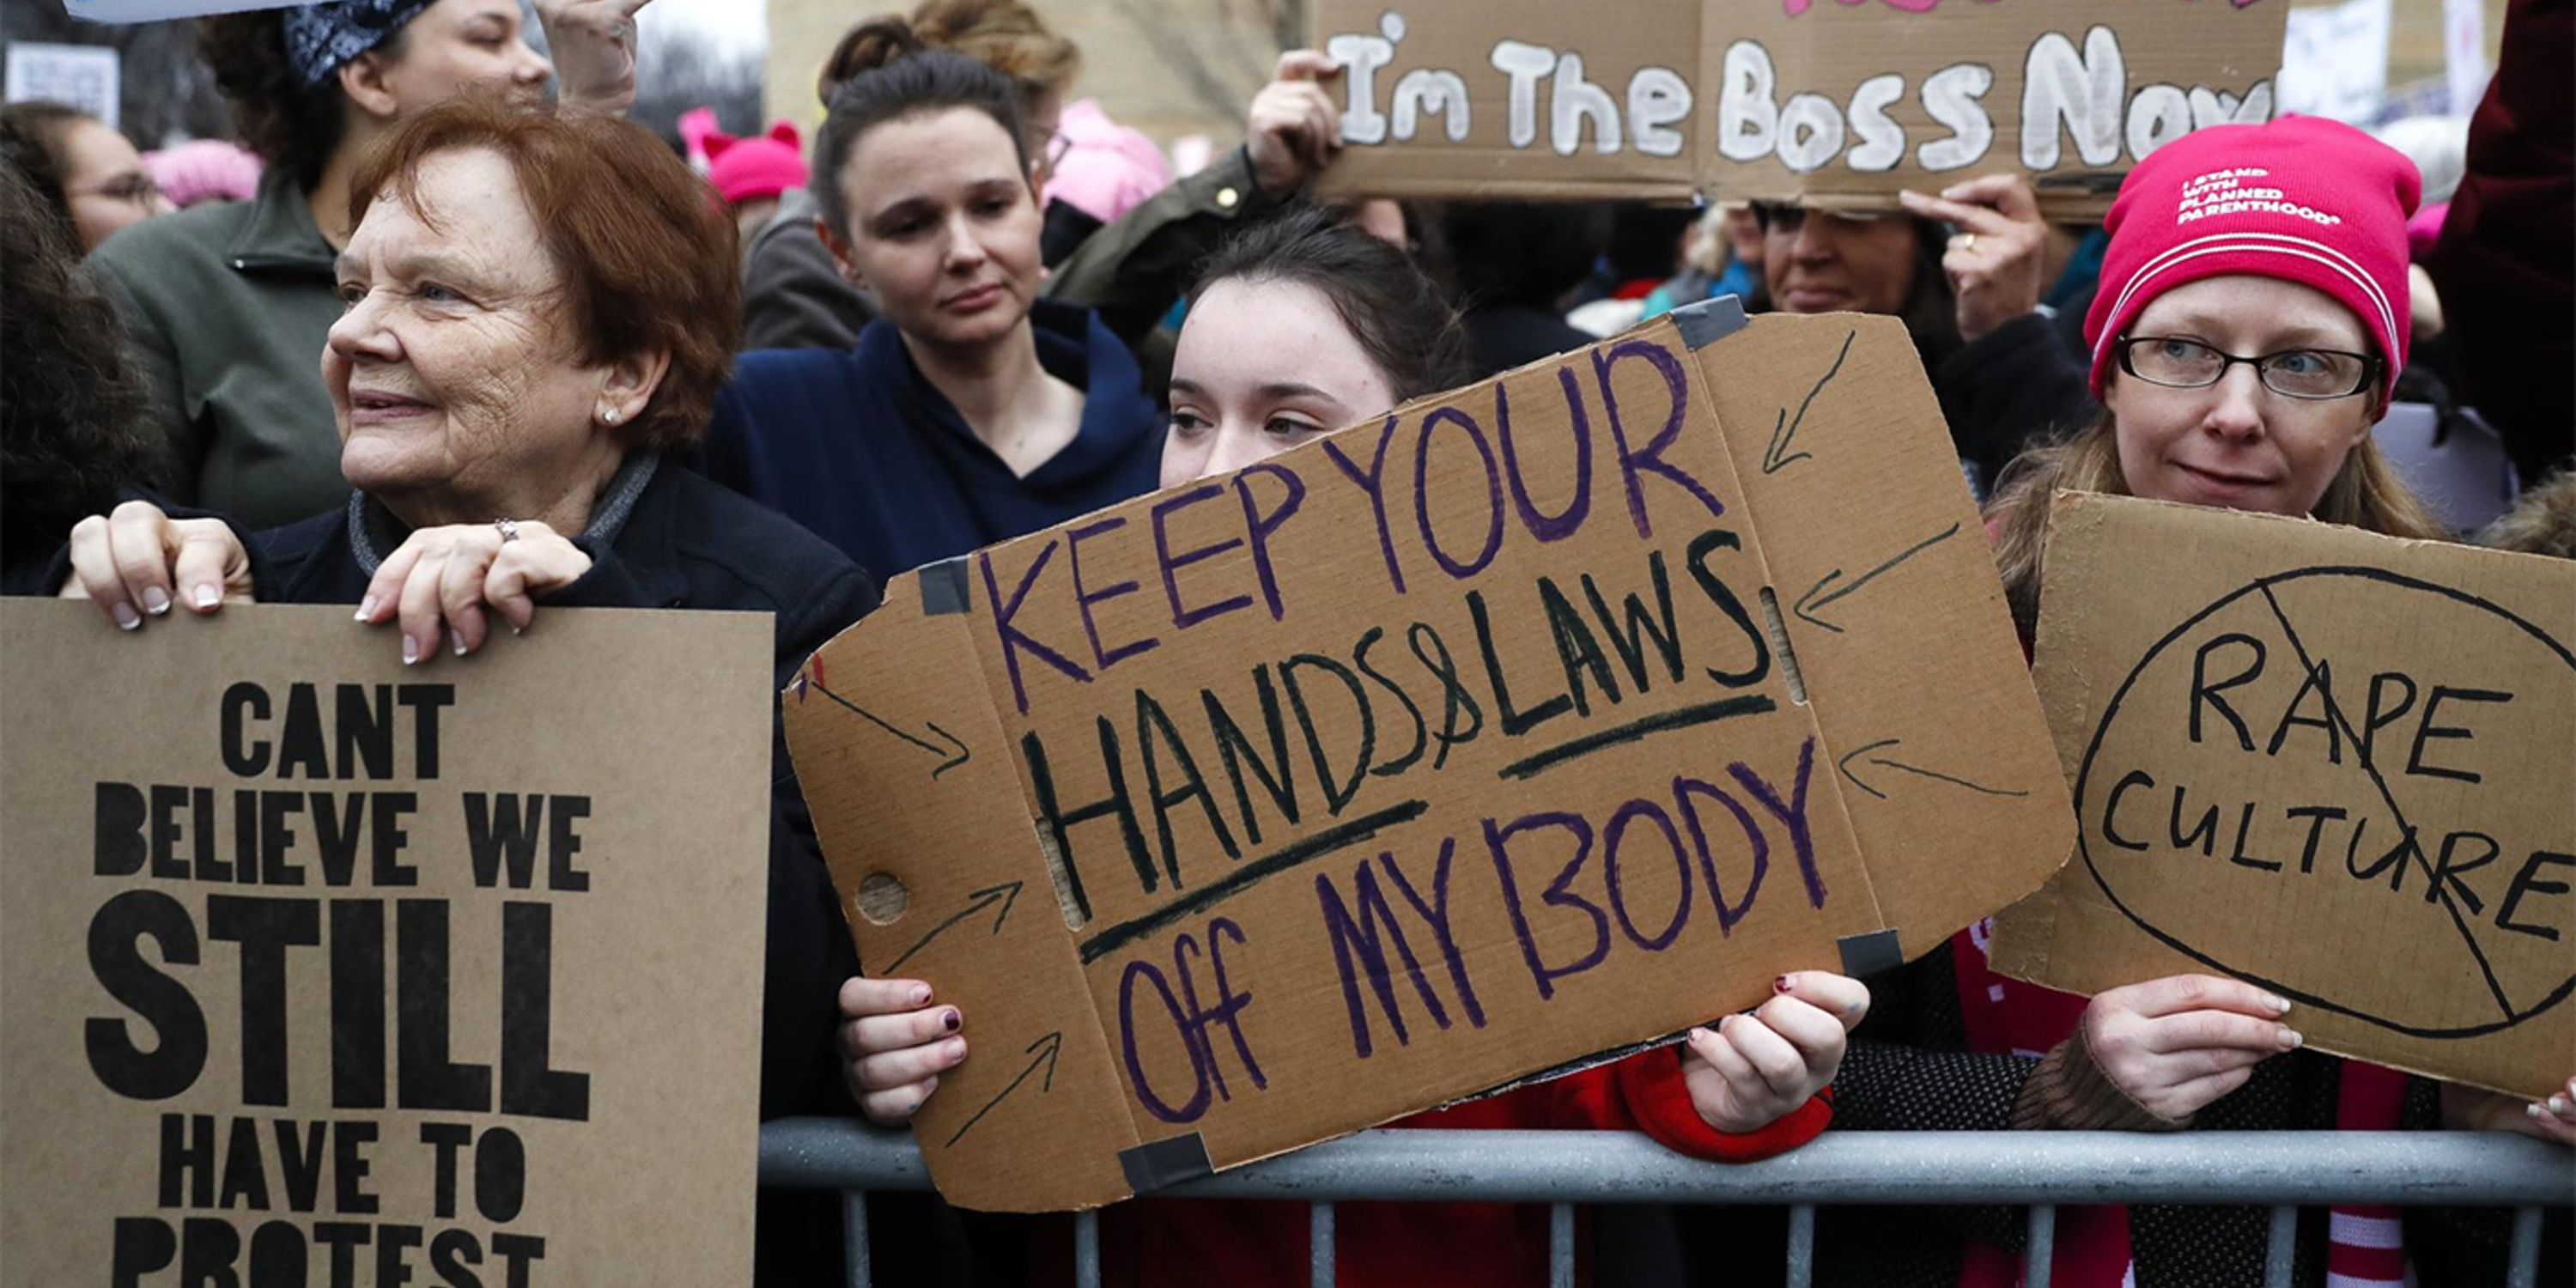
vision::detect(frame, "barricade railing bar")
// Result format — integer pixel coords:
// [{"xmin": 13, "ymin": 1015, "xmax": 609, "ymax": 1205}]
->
[{"xmin": 757, "ymin": 1121, "xmax": 2573, "ymax": 1288}]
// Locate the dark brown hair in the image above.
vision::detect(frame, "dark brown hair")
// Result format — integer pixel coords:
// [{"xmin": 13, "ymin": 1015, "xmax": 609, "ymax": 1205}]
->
[
  {"xmin": 0, "ymin": 100, "xmax": 86, "ymax": 246},
  {"xmin": 1, "ymin": 156, "xmax": 167, "ymax": 567},
  {"xmin": 198, "ymin": 11, "xmax": 390, "ymax": 190},
  {"xmin": 809, "ymin": 36, "xmax": 1027, "ymax": 244},
  {"xmin": 347, "ymin": 92, "xmax": 741, "ymax": 450},
  {"xmin": 1188, "ymin": 208, "xmax": 1472, "ymax": 404}
]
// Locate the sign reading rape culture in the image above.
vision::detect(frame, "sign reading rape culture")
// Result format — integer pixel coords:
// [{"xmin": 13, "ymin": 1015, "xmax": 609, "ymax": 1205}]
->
[
  {"xmin": 1993, "ymin": 495, "xmax": 2576, "ymax": 1100},
  {"xmin": 1311, "ymin": 0, "xmax": 2290, "ymax": 217},
  {"xmin": 0, "ymin": 603, "xmax": 774, "ymax": 1285},
  {"xmin": 785, "ymin": 302, "xmax": 2075, "ymax": 1213}
]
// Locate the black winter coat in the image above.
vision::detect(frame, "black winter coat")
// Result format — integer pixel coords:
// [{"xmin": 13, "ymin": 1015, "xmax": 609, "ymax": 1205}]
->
[{"xmin": 244, "ymin": 459, "xmax": 878, "ymax": 1283}]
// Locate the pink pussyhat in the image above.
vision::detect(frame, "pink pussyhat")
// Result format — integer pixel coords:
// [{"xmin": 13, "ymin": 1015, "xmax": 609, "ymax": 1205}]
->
[
  {"xmin": 704, "ymin": 122, "xmax": 808, "ymax": 207},
  {"xmin": 143, "ymin": 140, "xmax": 262, "ymax": 209}
]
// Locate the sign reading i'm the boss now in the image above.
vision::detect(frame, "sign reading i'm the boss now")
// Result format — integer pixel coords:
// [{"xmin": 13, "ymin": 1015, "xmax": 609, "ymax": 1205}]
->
[{"xmin": 1310, "ymin": 0, "xmax": 2289, "ymax": 217}]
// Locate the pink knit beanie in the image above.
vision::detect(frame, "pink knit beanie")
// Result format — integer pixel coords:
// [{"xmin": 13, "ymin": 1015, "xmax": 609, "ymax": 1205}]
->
[{"xmin": 2085, "ymin": 116, "xmax": 2421, "ymax": 403}]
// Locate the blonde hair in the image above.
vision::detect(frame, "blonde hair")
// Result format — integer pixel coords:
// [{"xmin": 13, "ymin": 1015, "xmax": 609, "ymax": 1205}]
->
[
  {"xmin": 819, "ymin": 0, "xmax": 1079, "ymax": 115},
  {"xmin": 1985, "ymin": 410, "xmax": 2449, "ymax": 635}
]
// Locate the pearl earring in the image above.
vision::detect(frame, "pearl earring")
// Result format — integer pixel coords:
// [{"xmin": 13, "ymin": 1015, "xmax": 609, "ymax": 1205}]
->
[{"xmin": 602, "ymin": 408, "xmax": 619, "ymax": 424}]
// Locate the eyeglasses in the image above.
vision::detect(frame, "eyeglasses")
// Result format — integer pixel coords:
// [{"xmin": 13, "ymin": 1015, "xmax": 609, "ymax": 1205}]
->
[
  {"xmin": 1041, "ymin": 130, "xmax": 1074, "ymax": 173},
  {"xmin": 2116, "ymin": 336, "xmax": 2379, "ymax": 400},
  {"xmin": 1749, "ymin": 201, "xmax": 1892, "ymax": 235},
  {"xmin": 70, "ymin": 172, "xmax": 161, "ymax": 209}
]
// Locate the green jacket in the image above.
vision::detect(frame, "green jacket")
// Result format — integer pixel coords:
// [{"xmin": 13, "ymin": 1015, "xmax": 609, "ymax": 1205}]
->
[
  {"xmin": 88, "ymin": 169, "xmax": 349, "ymax": 531},
  {"xmin": 1042, "ymin": 145, "xmax": 1287, "ymax": 395}
]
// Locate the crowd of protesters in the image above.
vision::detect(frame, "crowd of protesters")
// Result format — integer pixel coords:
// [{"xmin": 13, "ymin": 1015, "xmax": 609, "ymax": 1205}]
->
[{"xmin": 4, "ymin": 0, "xmax": 2573, "ymax": 1284}]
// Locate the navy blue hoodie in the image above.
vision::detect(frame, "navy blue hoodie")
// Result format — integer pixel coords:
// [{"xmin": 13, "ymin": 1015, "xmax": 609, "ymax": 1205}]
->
[{"xmin": 700, "ymin": 299, "xmax": 1164, "ymax": 584}]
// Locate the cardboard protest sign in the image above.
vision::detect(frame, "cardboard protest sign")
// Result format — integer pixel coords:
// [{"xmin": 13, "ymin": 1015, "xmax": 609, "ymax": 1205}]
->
[
  {"xmin": 1990, "ymin": 494, "xmax": 2575, "ymax": 1100},
  {"xmin": 784, "ymin": 301, "xmax": 2075, "ymax": 1213},
  {"xmin": 1311, "ymin": 0, "xmax": 2289, "ymax": 218},
  {"xmin": 57, "ymin": 0, "xmax": 289, "ymax": 21},
  {"xmin": 1, "ymin": 602, "xmax": 774, "ymax": 1285}
]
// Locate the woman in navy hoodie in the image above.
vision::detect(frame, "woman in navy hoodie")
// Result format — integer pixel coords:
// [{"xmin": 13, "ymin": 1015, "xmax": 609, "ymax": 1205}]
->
[{"xmin": 697, "ymin": 28, "xmax": 1161, "ymax": 586}]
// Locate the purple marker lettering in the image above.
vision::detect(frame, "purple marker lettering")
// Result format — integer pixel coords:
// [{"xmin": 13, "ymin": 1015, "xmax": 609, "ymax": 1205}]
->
[
  {"xmin": 1483, "ymin": 810, "xmax": 1608, "ymax": 1000},
  {"xmin": 1118, "ymin": 957, "xmax": 1211, "ymax": 1123},
  {"xmin": 1318, "ymin": 415, "xmax": 1408, "ymax": 593},
  {"xmin": 1727, "ymin": 738, "xmax": 1823, "ymax": 909},
  {"xmin": 1376, "ymin": 840, "xmax": 1485, "ymax": 1028},
  {"xmin": 1067, "ymin": 516, "xmax": 1159, "ymax": 671},
  {"xmin": 1593, "ymin": 340, "xmax": 1726, "ymax": 538},
  {"xmin": 1152, "ymin": 484, "xmax": 1254, "ymax": 629},
  {"xmin": 1603, "ymin": 798, "xmax": 1692, "ymax": 951},
  {"xmin": 1202, "ymin": 918, "xmax": 1267, "ymax": 1091},
  {"xmin": 1232, "ymin": 463, "xmax": 1307, "ymax": 621},
  {"xmin": 980, "ymin": 542, "xmax": 1091, "ymax": 716},
  {"xmin": 1674, "ymin": 774, "xmax": 1768, "ymax": 933},
  {"xmin": 1412, "ymin": 406, "xmax": 1506, "ymax": 580},
  {"xmin": 1495, "ymin": 368, "xmax": 1594, "ymax": 543},
  {"xmin": 1315, "ymin": 860, "xmax": 1439, "ymax": 1057}
]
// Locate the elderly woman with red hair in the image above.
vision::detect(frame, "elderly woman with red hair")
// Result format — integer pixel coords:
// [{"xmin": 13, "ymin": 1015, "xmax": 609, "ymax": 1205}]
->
[{"xmin": 57, "ymin": 94, "xmax": 874, "ymax": 1281}]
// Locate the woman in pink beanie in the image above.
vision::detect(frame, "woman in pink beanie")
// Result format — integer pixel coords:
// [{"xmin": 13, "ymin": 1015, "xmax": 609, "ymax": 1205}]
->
[
  {"xmin": 1798, "ymin": 116, "xmax": 2574, "ymax": 1288},
  {"xmin": 704, "ymin": 122, "xmax": 809, "ymax": 265}
]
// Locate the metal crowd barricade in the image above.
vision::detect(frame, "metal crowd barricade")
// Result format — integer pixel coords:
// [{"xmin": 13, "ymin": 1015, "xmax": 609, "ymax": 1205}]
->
[{"xmin": 758, "ymin": 1121, "xmax": 2573, "ymax": 1288}]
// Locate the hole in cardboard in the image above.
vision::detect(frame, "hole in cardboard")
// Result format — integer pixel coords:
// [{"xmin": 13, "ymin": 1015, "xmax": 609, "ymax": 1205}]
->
[
  {"xmin": 1757, "ymin": 586, "xmax": 1809, "ymax": 706},
  {"xmin": 1035, "ymin": 821, "xmax": 1090, "ymax": 931},
  {"xmin": 855, "ymin": 872, "xmax": 909, "ymax": 926}
]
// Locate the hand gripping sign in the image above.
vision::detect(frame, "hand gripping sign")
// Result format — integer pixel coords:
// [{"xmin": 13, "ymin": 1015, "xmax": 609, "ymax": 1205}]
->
[
  {"xmin": 1310, "ymin": 0, "xmax": 2290, "ymax": 218},
  {"xmin": 1993, "ymin": 494, "xmax": 2576, "ymax": 1100},
  {"xmin": 785, "ymin": 301, "xmax": 2077, "ymax": 1212}
]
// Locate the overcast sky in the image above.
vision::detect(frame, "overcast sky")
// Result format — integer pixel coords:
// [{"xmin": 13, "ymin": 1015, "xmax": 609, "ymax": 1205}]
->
[{"xmin": 639, "ymin": 0, "xmax": 768, "ymax": 59}]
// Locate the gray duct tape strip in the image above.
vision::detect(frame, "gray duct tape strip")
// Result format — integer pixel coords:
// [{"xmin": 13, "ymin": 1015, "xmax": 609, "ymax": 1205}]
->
[
  {"xmin": 1671, "ymin": 295, "xmax": 1750, "ymax": 350},
  {"xmin": 919, "ymin": 557, "xmax": 971, "ymax": 616},
  {"xmin": 1837, "ymin": 928, "xmax": 1905, "ymax": 977},
  {"xmin": 1119, "ymin": 1133, "xmax": 1214, "ymax": 1194}
]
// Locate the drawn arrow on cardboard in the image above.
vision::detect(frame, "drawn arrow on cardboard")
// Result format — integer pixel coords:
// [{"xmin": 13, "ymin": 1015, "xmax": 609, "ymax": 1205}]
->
[
  {"xmin": 1761, "ymin": 328, "xmax": 1856, "ymax": 473},
  {"xmin": 1793, "ymin": 521, "xmax": 1962, "ymax": 633},
  {"xmin": 945, "ymin": 1031, "xmax": 1065, "ymax": 1149},
  {"xmin": 1836, "ymin": 738, "xmax": 2032, "ymax": 802},
  {"xmin": 884, "ymin": 882, "xmax": 1024, "ymax": 974},
  {"xmin": 796, "ymin": 667, "xmax": 971, "ymax": 778}
]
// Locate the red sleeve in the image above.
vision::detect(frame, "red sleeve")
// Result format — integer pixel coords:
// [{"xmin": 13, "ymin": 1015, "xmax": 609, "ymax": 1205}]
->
[{"xmin": 1546, "ymin": 1048, "xmax": 1835, "ymax": 1163}]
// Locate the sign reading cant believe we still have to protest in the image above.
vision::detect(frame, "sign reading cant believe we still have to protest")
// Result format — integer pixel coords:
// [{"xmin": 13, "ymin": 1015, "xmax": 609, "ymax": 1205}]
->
[
  {"xmin": 1, "ymin": 602, "xmax": 773, "ymax": 1285},
  {"xmin": 784, "ymin": 301, "xmax": 2077, "ymax": 1213},
  {"xmin": 1312, "ymin": 0, "xmax": 2292, "ymax": 217}
]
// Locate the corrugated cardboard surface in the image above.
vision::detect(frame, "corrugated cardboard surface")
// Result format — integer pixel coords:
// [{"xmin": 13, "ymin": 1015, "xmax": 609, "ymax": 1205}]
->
[
  {"xmin": 0, "ymin": 602, "xmax": 773, "ymax": 1284},
  {"xmin": 1991, "ymin": 494, "xmax": 2575, "ymax": 1099},
  {"xmin": 1313, "ymin": 0, "xmax": 2289, "ymax": 218},
  {"xmin": 787, "ymin": 307, "xmax": 2074, "ymax": 1212}
]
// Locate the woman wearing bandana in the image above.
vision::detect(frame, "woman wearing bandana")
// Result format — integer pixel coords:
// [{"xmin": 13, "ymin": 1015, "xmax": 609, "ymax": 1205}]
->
[{"xmin": 84, "ymin": 0, "xmax": 647, "ymax": 532}]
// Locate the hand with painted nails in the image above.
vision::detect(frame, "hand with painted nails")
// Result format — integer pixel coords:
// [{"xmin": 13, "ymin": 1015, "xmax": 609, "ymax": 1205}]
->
[
  {"xmin": 1682, "ymin": 971, "xmax": 1869, "ymax": 1133},
  {"xmin": 353, "ymin": 521, "xmax": 592, "ymax": 665},
  {"xmin": 2080, "ymin": 974, "xmax": 2302, "ymax": 1122},
  {"xmin": 2440, "ymin": 1073, "xmax": 2576, "ymax": 1147},
  {"xmin": 60, "ymin": 499, "xmax": 255, "ymax": 629},
  {"xmin": 838, "ymin": 975, "xmax": 967, "ymax": 1127}
]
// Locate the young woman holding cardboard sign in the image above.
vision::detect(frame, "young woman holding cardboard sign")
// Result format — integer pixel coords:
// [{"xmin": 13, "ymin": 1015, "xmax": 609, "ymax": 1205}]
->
[
  {"xmin": 841, "ymin": 210, "xmax": 1874, "ymax": 1287},
  {"xmin": 1811, "ymin": 117, "xmax": 2575, "ymax": 1288}
]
